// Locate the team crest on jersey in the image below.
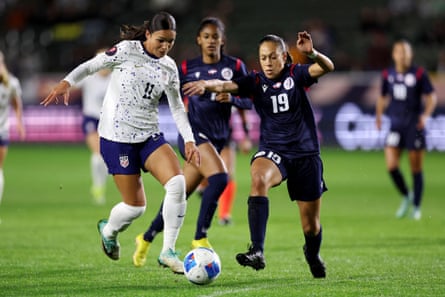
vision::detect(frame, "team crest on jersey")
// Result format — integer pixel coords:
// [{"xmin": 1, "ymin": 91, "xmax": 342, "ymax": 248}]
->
[
  {"xmin": 283, "ymin": 77, "xmax": 294, "ymax": 90},
  {"xmin": 119, "ymin": 155, "xmax": 129, "ymax": 168},
  {"xmin": 262, "ymin": 84, "xmax": 268, "ymax": 92},
  {"xmin": 194, "ymin": 72, "xmax": 200, "ymax": 79},
  {"xmin": 272, "ymin": 82, "xmax": 281, "ymax": 89},
  {"xmin": 208, "ymin": 69, "xmax": 218, "ymax": 75},
  {"xmin": 404, "ymin": 73, "xmax": 416, "ymax": 87},
  {"xmin": 105, "ymin": 46, "xmax": 117, "ymax": 56},
  {"xmin": 221, "ymin": 67, "xmax": 233, "ymax": 80}
]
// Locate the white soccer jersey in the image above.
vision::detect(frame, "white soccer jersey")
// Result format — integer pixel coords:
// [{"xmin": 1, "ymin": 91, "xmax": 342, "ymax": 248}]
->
[
  {"xmin": 0, "ymin": 74, "xmax": 21, "ymax": 138},
  {"xmin": 64, "ymin": 40, "xmax": 194, "ymax": 143},
  {"xmin": 77, "ymin": 72, "xmax": 110, "ymax": 119}
]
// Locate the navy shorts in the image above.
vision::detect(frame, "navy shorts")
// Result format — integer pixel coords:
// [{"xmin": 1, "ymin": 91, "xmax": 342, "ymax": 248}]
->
[
  {"xmin": 251, "ymin": 150, "xmax": 327, "ymax": 201},
  {"xmin": 385, "ymin": 126, "xmax": 426, "ymax": 150},
  {"xmin": 0, "ymin": 135, "xmax": 9, "ymax": 146},
  {"xmin": 82, "ymin": 116, "xmax": 99, "ymax": 135},
  {"xmin": 100, "ymin": 132, "xmax": 168, "ymax": 175},
  {"xmin": 177, "ymin": 131, "xmax": 226, "ymax": 159}
]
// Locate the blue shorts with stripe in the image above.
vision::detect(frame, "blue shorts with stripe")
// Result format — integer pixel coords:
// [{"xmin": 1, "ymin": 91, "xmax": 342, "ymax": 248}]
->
[
  {"xmin": 100, "ymin": 132, "xmax": 168, "ymax": 175},
  {"xmin": 177, "ymin": 131, "xmax": 226, "ymax": 159},
  {"xmin": 251, "ymin": 150, "xmax": 327, "ymax": 201}
]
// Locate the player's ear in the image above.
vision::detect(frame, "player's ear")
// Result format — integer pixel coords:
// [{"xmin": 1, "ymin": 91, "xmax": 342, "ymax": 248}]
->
[
  {"xmin": 196, "ymin": 35, "xmax": 202, "ymax": 46},
  {"xmin": 145, "ymin": 30, "xmax": 151, "ymax": 40}
]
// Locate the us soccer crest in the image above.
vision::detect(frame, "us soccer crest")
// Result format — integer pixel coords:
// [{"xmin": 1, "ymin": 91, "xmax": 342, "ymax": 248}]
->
[{"xmin": 119, "ymin": 155, "xmax": 129, "ymax": 168}]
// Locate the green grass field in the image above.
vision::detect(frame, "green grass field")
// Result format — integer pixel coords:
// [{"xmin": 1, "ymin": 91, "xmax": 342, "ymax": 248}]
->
[{"xmin": 0, "ymin": 145, "xmax": 443, "ymax": 297}]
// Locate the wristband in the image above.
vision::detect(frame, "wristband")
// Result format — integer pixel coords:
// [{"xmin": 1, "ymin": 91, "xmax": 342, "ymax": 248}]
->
[{"xmin": 307, "ymin": 49, "xmax": 318, "ymax": 59}]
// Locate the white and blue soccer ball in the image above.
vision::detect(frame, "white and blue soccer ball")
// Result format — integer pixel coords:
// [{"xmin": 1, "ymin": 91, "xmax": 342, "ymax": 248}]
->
[{"xmin": 183, "ymin": 247, "xmax": 221, "ymax": 285}]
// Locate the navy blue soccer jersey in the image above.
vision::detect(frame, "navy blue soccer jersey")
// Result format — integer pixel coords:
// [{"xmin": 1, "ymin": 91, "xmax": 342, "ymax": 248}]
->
[
  {"xmin": 179, "ymin": 55, "xmax": 252, "ymax": 146},
  {"xmin": 234, "ymin": 64, "xmax": 319, "ymax": 158},
  {"xmin": 381, "ymin": 66, "xmax": 434, "ymax": 130}
]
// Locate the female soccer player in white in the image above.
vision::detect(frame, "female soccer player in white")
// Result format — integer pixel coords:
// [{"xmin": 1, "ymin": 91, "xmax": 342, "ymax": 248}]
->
[
  {"xmin": 77, "ymin": 48, "xmax": 111, "ymax": 205},
  {"xmin": 0, "ymin": 51, "xmax": 26, "ymax": 221},
  {"xmin": 41, "ymin": 11, "xmax": 200, "ymax": 274}
]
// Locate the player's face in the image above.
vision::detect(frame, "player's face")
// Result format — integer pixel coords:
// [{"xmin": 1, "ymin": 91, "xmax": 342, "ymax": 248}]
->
[
  {"xmin": 259, "ymin": 41, "xmax": 286, "ymax": 79},
  {"xmin": 144, "ymin": 30, "xmax": 176, "ymax": 58},
  {"xmin": 392, "ymin": 42, "xmax": 412, "ymax": 70},
  {"xmin": 197, "ymin": 24, "xmax": 223, "ymax": 59}
]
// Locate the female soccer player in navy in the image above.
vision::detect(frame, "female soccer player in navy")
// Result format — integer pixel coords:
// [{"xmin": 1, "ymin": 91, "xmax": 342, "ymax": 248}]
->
[
  {"xmin": 41, "ymin": 12, "xmax": 200, "ymax": 274},
  {"xmin": 376, "ymin": 40, "xmax": 437, "ymax": 220},
  {"xmin": 183, "ymin": 31, "xmax": 334, "ymax": 278},
  {"xmin": 132, "ymin": 17, "xmax": 252, "ymax": 267}
]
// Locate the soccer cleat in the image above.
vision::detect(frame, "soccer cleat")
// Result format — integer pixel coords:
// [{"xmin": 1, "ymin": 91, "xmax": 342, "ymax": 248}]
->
[
  {"xmin": 412, "ymin": 208, "xmax": 422, "ymax": 220},
  {"xmin": 97, "ymin": 219, "xmax": 120, "ymax": 260},
  {"xmin": 91, "ymin": 186, "xmax": 105, "ymax": 205},
  {"xmin": 158, "ymin": 248, "xmax": 184, "ymax": 274},
  {"xmin": 303, "ymin": 245, "xmax": 326, "ymax": 278},
  {"xmin": 395, "ymin": 192, "xmax": 412, "ymax": 218},
  {"xmin": 236, "ymin": 246, "xmax": 266, "ymax": 271},
  {"xmin": 133, "ymin": 233, "xmax": 150, "ymax": 267},
  {"xmin": 191, "ymin": 237, "xmax": 213, "ymax": 249}
]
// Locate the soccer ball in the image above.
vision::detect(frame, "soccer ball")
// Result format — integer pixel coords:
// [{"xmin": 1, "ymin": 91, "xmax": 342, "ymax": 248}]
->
[{"xmin": 183, "ymin": 247, "xmax": 221, "ymax": 285}]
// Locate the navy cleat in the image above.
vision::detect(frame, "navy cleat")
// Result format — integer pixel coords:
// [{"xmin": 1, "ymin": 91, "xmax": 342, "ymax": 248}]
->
[
  {"xmin": 303, "ymin": 244, "xmax": 326, "ymax": 278},
  {"xmin": 236, "ymin": 245, "xmax": 266, "ymax": 270}
]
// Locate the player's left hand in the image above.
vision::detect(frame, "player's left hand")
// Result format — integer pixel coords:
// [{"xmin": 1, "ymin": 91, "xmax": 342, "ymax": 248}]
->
[
  {"xmin": 183, "ymin": 81, "xmax": 206, "ymax": 97},
  {"xmin": 184, "ymin": 142, "xmax": 201, "ymax": 166},
  {"xmin": 215, "ymin": 92, "xmax": 231, "ymax": 103},
  {"xmin": 40, "ymin": 80, "xmax": 71, "ymax": 106},
  {"xmin": 296, "ymin": 31, "xmax": 314, "ymax": 55}
]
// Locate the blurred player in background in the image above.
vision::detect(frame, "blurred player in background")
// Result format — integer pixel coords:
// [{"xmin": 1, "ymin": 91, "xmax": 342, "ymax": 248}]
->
[
  {"xmin": 183, "ymin": 31, "xmax": 334, "ymax": 278},
  {"xmin": 375, "ymin": 39, "xmax": 437, "ymax": 220},
  {"xmin": 77, "ymin": 48, "xmax": 111, "ymax": 205},
  {"xmin": 133, "ymin": 17, "xmax": 251, "ymax": 267},
  {"xmin": 41, "ymin": 11, "xmax": 200, "ymax": 274},
  {"xmin": 217, "ymin": 108, "xmax": 252, "ymax": 226},
  {"xmin": 0, "ymin": 51, "xmax": 26, "ymax": 222}
]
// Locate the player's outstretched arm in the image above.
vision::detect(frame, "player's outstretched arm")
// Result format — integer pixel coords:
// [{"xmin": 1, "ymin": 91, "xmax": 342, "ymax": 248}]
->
[
  {"xmin": 40, "ymin": 80, "xmax": 72, "ymax": 106},
  {"xmin": 183, "ymin": 79, "xmax": 239, "ymax": 96}
]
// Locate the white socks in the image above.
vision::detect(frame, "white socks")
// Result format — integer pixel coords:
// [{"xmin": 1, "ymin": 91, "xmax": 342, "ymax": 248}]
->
[
  {"xmin": 91, "ymin": 153, "xmax": 108, "ymax": 188},
  {"xmin": 102, "ymin": 202, "xmax": 146, "ymax": 239},
  {"xmin": 162, "ymin": 175, "xmax": 187, "ymax": 252}
]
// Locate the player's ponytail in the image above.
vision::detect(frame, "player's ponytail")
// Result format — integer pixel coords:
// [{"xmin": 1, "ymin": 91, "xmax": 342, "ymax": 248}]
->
[{"xmin": 120, "ymin": 11, "xmax": 176, "ymax": 41}]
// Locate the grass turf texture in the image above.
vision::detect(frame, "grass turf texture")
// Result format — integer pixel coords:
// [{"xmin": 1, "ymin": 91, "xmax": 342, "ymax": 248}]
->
[{"xmin": 0, "ymin": 144, "xmax": 443, "ymax": 297}]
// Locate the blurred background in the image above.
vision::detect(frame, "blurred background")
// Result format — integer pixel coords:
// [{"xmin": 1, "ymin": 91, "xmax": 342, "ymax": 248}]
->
[{"xmin": 1, "ymin": 0, "xmax": 445, "ymax": 150}]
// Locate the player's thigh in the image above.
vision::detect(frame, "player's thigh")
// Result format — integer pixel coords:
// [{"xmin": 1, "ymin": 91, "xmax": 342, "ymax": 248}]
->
[
  {"xmin": 145, "ymin": 143, "xmax": 182, "ymax": 186},
  {"xmin": 0, "ymin": 146, "xmax": 8, "ymax": 167},
  {"xmin": 250, "ymin": 157, "xmax": 282, "ymax": 195},
  {"xmin": 182, "ymin": 162, "xmax": 204, "ymax": 195},
  {"xmin": 197, "ymin": 142, "xmax": 227, "ymax": 177},
  {"xmin": 113, "ymin": 174, "xmax": 146, "ymax": 206},
  {"xmin": 85, "ymin": 132, "xmax": 100, "ymax": 154},
  {"xmin": 384, "ymin": 146, "xmax": 402, "ymax": 169},
  {"xmin": 408, "ymin": 149, "xmax": 424, "ymax": 173},
  {"xmin": 220, "ymin": 145, "xmax": 236, "ymax": 177}
]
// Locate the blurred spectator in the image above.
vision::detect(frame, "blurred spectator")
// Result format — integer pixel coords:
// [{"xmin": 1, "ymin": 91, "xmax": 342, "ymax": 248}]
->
[{"xmin": 363, "ymin": 30, "xmax": 392, "ymax": 70}]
